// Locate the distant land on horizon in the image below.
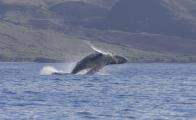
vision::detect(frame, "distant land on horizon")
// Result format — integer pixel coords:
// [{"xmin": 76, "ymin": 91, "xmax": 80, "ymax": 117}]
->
[{"xmin": 0, "ymin": 0, "xmax": 196, "ymax": 63}]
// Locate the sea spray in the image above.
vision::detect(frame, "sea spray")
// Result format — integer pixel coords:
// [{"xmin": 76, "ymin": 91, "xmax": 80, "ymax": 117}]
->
[
  {"xmin": 61, "ymin": 62, "xmax": 76, "ymax": 73},
  {"xmin": 40, "ymin": 62, "xmax": 76, "ymax": 75},
  {"xmin": 40, "ymin": 66, "xmax": 62, "ymax": 75}
]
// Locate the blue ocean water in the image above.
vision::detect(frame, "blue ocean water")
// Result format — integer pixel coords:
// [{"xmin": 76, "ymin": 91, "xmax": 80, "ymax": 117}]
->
[{"xmin": 0, "ymin": 63, "xmax": 196, "ymax": 120}]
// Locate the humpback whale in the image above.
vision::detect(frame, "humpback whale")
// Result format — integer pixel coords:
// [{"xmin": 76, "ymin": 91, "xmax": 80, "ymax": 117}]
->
[
  {"xmin": 43, "ymin": 44, "xmax": 128, "ymax": 75},
  {"xmin": 71, "ymin": 51, "xmax": 127, "ymax": 75}
]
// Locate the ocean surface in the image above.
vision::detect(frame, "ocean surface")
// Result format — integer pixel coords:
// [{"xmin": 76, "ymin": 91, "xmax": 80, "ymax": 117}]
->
[{"xmin": 0, "ymin": 63, "xmax": 196, "ymax": 120}]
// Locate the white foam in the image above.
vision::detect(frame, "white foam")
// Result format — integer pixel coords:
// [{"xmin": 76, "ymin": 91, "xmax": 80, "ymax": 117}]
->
[
  {"xmin": 40, "ymin": 62, "xmax": 77, "ymax": 75},
  {"xmin": 40, "ymin": 66, "xmax": 61, "ymax": 75}
]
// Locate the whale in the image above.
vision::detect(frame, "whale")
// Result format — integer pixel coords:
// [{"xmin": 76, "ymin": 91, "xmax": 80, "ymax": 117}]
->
[{"xmin": 71, "ymin": 51, "xmax": 128, "ymax": 75}]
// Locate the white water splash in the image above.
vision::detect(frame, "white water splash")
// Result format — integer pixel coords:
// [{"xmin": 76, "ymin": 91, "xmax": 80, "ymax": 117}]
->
[
  {"xmin": 40, "ymin": 63, "xmax": 76, "ymax": 75},
  {"xmin": 40, "ymin": 66, "xmax": 63, "ymax": 75}
]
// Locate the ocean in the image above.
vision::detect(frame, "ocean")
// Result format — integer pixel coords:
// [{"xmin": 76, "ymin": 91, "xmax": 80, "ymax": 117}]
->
[{"xmin": 0, "ymin": 63, "xmax": 196, "ymax": 120}]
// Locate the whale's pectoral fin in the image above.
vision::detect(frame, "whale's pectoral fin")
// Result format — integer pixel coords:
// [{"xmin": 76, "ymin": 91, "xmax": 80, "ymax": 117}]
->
[{"xmin": 86, "ymin": 65, "xmax": 104, "ymax": 75}]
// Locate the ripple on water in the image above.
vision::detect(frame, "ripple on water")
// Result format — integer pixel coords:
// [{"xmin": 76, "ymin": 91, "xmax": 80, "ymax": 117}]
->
[{"xmin": 0, "ymin": 63, "xmax": 196, "ymax": 119}]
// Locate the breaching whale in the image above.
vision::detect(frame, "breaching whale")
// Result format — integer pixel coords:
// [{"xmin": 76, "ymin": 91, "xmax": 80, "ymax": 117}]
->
[
  {"xmin": 45, "ymin": 44, "xmax": 128, "ymax": 75},
  {"xmin": 71, "ymin": 51, "xmax": 127, "ymax": 75}
]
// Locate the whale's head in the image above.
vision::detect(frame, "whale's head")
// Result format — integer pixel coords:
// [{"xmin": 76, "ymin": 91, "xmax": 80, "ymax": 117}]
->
[
  {"xmin": 108, "ymin": 55, "xmax": 128, "ymax": 64},
  {"xmin": 114, "ymin": 55, "xmax": 128, "ymax": 64}
]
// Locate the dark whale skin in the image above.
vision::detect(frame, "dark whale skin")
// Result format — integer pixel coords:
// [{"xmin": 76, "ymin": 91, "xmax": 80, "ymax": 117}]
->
[{"xmin": 71, "ymin": 52, "xmax": 127, "ymax": 74}]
